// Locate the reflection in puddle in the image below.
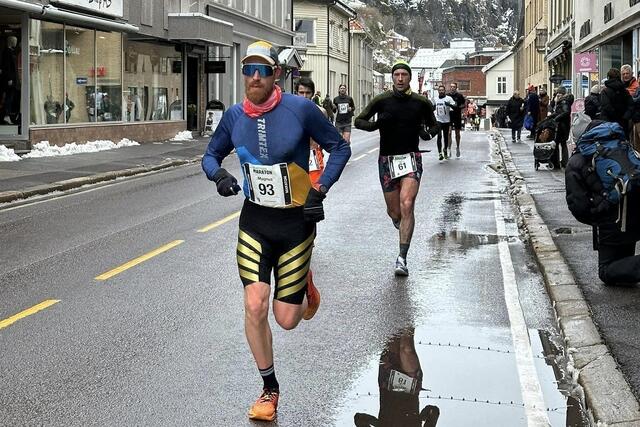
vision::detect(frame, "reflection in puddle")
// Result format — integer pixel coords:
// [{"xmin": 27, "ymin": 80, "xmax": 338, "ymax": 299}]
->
[
  {"xmin": 334, "ymin": 325, "xmax": 588, "ymax": 426},
  {"xmin": 353, "ymin": 328, "xmax": 440, "ymax": 427},
  {"xmin": 430, "ymin": 229, "xmax": 516, "ymax": 251}
]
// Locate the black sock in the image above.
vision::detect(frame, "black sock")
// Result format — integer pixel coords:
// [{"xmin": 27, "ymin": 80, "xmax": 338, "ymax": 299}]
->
[
  {"xmin": 399, "ymin": 243, "xmax": 409, "ymax": 259},
  {"xmin": 259, "ymin": 365, "xmax": 279, "ymax": 391}
]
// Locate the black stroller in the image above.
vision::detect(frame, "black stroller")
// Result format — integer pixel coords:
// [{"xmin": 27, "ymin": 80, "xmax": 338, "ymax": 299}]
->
[{"xmin": 533, "ymin": 117, "xmax": 558, "ymax": 170}]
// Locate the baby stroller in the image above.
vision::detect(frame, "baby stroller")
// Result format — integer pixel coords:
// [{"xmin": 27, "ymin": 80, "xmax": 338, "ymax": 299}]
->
[{"xmin": 533, "ymin": 117, "xmax": 558, "ymax": 170}]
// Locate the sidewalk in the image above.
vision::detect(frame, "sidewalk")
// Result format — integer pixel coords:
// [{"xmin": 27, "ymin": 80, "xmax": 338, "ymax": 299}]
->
[
  {"xmin": 494, "ymin": 129, "xmax": 640, "ymax": 424},
  {"xmin": 0, "ymin": 137, "xmax": 209, "ymax": 204}
]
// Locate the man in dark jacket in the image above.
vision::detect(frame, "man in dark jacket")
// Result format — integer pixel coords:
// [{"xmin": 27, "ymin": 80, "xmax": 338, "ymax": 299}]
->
[
  {"xmin": 566, "ymin": 122, "xmax": 640, "ymax": 285},
  {"xmin": 600, "ymin": 68, "xmax": 633, "ymax": 135},
  {"xmin": 524, "ymin": 85, "xmax": 540, "ymax": 139},
  {"xmin": 584, "ymin": 84, "xmax": 601, "ymax": 120},
  {"xmin": 505, "ymin": 91, "xmax": 525, "ymax": 142},
  {"xmin": 552, "ymin": 87, "xmax": 574, "ymax": 168},
  {"xmin": 632, "ymin": 87, "xmax": 640, "ymax": 150}
]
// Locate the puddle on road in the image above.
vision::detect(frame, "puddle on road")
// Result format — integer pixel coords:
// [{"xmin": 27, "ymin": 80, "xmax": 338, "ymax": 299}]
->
[
  {"xmin": 430, "ymin": 229, "xmax": 518, "ymax": 252},
  {"xmin": 333, "ymin": 325, "xmax": 588, "ymax": 426}
]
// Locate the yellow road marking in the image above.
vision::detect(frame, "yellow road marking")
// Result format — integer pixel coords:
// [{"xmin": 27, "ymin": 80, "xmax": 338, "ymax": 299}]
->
[
  {"xmin": 0, "ymin": 299, "xmax": 60, "ymax": 330},
  {"xmin": 95, "ymin": 240, "xmax": 184, "ymax": 281},
  {"xmin": 197, "ymin": 211, "xmax": 240, "ymax": 233},
  {"xmin": 367, "ymin": 147, "xmax": 379, "ymax": 154}
]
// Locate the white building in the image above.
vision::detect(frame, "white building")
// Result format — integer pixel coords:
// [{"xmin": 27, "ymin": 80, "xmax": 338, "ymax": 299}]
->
[
  {"xmin": 482, "ymin": 51, "xmax": 515, "ymax": 117},
  {"xmin": 408, "ymin": 38, "xmax": 476, "ymax": 97}
]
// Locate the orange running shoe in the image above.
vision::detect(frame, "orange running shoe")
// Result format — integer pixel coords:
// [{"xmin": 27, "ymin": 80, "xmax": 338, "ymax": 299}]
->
[
  {"xmin": 303, "ymin": 270, "xmax": 321, "ymax": 320},
  {"xmin": 248, "ymin": 389, "xmax": 279, "ymax": 421}
]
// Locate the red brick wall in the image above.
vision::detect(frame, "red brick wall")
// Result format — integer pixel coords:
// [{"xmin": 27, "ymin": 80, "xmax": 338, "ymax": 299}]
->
[
  {"xmin": 442, "ymin": 69, "xmax": 486, "ymax": 98},
  {"xmin": 30, "ymin": 121, "xmax": 188, "ymax": 147}
]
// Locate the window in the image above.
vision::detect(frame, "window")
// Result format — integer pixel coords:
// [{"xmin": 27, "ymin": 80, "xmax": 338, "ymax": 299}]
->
[
  {"xmin": 497, "ymin": 76, "xmax": 507, "ymax": 94},
  {"xmin": 329, "ymin": 22, "xmax": 334, "ymax": 48},
  {"xmin": 64, "ymin": 25, "xmax": 96, "ymax": 123},
  {"xmin": 295, "ymin": 19, "xmax": 315, "ymax": 44},
  {"xmin": 29, "ymin": 21, "xmax": 65, "ymax": 125},
  {"xmin": 96, "ymin": 31, "xmax": 122, "ymax": 122},
  {"xmin": 458, "ymin": 80, "xmax": 470, "ymax": 91},
  {"xmin": 123, "ymin": 38, "xmax": 183, "ymax": 122}
]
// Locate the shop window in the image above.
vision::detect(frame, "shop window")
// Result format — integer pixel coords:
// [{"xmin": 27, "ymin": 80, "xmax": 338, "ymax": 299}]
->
[
  {"xmin": 96, "ymin": 31, "xmax": 122, "ymax": 121},
  {"xmin": 123, "ymin": 38, "xmax": 183, "ymax": 122},
  {"xmin": 65, "ymin": 25, "xmax": 96, "ymax": 124},
  {"xmin": 29, "ymin": 21, "xmax": 65, "ymax": 125}
]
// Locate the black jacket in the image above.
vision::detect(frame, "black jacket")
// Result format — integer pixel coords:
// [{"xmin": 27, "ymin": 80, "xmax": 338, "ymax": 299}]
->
[
  {"xmin": 565, "ymin": 151, "xmax": 640, "ymax": 245},
  {"xmin": 505, "ymin": 96, "xmax": 525, "ymax": 129},
  {"xmin": 553, "ymin": 94, "xmax": 574, "ymax": 139},
  {"xmin": 600, "ymin": 79, "xmax": 632, "ymax": 132},
  {"xmin": 584, "ymin": 94, "xmax": 600, "ymax": 120}
]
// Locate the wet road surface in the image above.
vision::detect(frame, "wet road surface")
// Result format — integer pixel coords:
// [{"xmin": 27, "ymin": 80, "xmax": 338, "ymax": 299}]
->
[{"xmin": 0, "ymin": 129, "xmax": 588, "ymax": 425}]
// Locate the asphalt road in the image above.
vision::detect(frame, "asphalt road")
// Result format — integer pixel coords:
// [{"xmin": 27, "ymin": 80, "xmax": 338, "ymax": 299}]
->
[{"xmin": 0, "ymin": 129, "xmax": 586, "ymax": 426}]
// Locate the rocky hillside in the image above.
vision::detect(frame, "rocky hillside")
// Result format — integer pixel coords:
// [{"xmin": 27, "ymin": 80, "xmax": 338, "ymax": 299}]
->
[{"xmin": 353, "ymin": 0, "xmax": 519, "ymax": 70}]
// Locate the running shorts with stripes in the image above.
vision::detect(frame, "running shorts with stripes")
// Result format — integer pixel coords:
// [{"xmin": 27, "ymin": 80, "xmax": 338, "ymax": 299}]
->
[{"xmin": 236, "ymin": 198, "xmax": 316, "ymax": 304}]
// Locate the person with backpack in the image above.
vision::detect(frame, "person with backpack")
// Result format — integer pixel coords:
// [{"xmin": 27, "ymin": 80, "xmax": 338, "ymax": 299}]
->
[
  {"xmin": 600, "ymin": 68, "xmax": 633, "ymax": 135},
  {"xmin": 566, "ymin": 120, "xmax": 640, "ymax": 286}
]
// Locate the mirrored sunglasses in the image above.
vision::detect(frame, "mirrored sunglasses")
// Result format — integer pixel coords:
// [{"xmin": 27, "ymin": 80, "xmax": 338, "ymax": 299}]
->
[{"xmin": 242, "ymin": 63, "xmax": 275, "ymax": 77}]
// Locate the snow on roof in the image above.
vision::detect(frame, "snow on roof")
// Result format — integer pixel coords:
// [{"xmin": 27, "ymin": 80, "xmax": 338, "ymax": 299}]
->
[
  {"xmin": 408, "ymin": 47, "xmax": 470, "ymax": 69},
  {"xmin": 387, "ymin": 29, "xmax": 409, "ymax": 41}
]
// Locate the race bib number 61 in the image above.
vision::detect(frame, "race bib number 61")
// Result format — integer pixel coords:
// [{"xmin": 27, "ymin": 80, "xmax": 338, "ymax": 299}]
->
[{"xmin": 388, "ymin": 153, "xmax": 417, "ymax": 179}]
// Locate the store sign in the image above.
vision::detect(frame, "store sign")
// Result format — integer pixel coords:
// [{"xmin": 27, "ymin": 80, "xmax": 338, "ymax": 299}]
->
[
  {"xmin": 53, "ymin": 0, "xmax": 123, "ymax": 18},
  {"xmin": 561, "ymin": 80, "xmax": 572, "ymax": 89},
  {"xmin": 574, "ymin": 52, "xmax": 598, "ymax": 73},
  {"xmin": 76, "ymin": 77, "xmax": 88, "ymax": 85}
]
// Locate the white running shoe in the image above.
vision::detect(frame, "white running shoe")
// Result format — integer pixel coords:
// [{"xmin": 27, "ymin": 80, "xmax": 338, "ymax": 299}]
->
[{"xmin": 394, "ymin": 256, "xmax": 409, "ymax": 276}]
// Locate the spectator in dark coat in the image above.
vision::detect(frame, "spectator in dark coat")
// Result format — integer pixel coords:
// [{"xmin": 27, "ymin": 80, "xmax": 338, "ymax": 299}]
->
[
  {"xmin": 584, "ymin": 84, "xmax": 601, "ymax": 120},
  {"xmin": 524, "ymin": 85, "xmax": 540, "ymax": 139},
  {"xmin": 505, "ymin": 90, "xmax": 525, "ymax": 142},
  {"xmin": 552, "ymin": 87, "xmax": 574, "ymax": 168},
  {"xmin": 600, "ymin": 68, "xmax": 633, "ymax": 135},
  {"xmin": 631, "ymin": 87, "xmax": 640, "ymax": 150}
]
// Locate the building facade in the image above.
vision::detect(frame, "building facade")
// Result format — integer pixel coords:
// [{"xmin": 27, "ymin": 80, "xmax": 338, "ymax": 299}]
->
[
  {"xmin": 546, "ymin": 0, "xmax": 573, "ymax": 95},
  {"xmin": 349, "ymin": 19, "xmax": 374, "ymax": 114},
  {"xmin": 482, "ymin": 51, "xmax": 515, "ymax": 117},
  {"xmin": 574, "ymin": 0, "xmax": 640, "ymax": 91},
  {"xmin": 441, "ymin": 65, "xmax": 487, "ymax": 103},
  {"xmin": 522, "ymin": 0, "xmax": 548, "ymax": 90},
  {"xmin": 0, "ymin": 0, "xmax": 295, "ymax": 149},
  {"xmin": 293, "ymin": 0, "xmax": 355, "ymax": 101}
]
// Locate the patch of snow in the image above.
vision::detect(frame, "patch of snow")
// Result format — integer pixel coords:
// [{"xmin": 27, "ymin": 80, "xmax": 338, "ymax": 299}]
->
[
  {"xmin": 0, "ymin": 145, "xmax": 21, "ymax": 162},
  {"xmin": 23, "ymin": 138, "xmax": 139, "ymax": 159},
  {"xmin": 171, "ymin": 130, "xmax": 194, "ymax": 141}
]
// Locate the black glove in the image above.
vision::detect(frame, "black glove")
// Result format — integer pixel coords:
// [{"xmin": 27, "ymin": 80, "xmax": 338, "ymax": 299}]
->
[
  {"xmin": 212, "ymin": 168, "xmax": 241, "ymax": 197},
  {"xmin": 419, "ymin": 127, "xmax": 432, "ymax": 141},
  {"xmin": 303, "ymin": 188, "xmax": 326, "ymax": 222},
  {"xmin": 376, "ymin": 112, "xmax": 392, "ymax": 128}
]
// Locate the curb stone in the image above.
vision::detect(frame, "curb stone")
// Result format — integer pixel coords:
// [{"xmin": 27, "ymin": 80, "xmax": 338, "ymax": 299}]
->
[
  {"xmin": 491, "ymin": 130, "xmax": 640, "ymax": 425},
  {"xmin": 0, "ymin": 156, "xmax": 201, "ymax": 205}
]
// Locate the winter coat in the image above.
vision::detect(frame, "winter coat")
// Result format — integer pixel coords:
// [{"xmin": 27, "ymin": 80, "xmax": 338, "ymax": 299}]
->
[
  {"xmin": 584, "ymin": 94, "xmax": 600, "ymax": 120},
  {"xmin": 505, "ymin": 96, "xmax": 525, "ymax": 129},
  {"xmin": 539, "ymin": 93, "xmax": 550, "ymax": 118},
  {"xmin": 625, "ymin": 77, "xmax": 639, "ymax": 96},
  {"xmin": 631, "ymin": 87, "xmax": 640, "ymax": 124},
  {"xmin": 565, "ymin": 150, "xmax": 640, "ymax": 245},
  {"xmin": 553, "ymin": 94, "xmax": 574, "ymax": 141},
  {"xmin": 525, "ymin": 93, "xmax": 540, "ymax": 119},
  {"xmin": 600, "ymin": 78, "xmax": 632, "ymax": 132}
]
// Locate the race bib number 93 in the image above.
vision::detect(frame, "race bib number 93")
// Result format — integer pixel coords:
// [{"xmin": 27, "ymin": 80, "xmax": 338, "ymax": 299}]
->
[{"xmin": 243, "ymin": 163, "xmax": 292, "ymax": 207}]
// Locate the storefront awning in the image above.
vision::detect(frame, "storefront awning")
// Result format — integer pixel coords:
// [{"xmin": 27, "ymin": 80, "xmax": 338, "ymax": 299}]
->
[
  {"xmin": 168, "ymin": 13, "xmax": 233, "ymax": 47},
  {"xmin": 0, "ymin": 0, "xmax": 139, "ymax": 32},
  {"xmin": 278, "ymin": 48, "xmax": 303, "ymax": 68},
  {"xmin": 545, "ymin": 41, "xmax": 571, "ymax": 63}
]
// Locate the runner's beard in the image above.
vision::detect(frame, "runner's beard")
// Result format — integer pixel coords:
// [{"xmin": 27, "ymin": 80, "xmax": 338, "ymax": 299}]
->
[{"xmin": 246, "ymin": 84, "xmax": 272, "ymax": 105}]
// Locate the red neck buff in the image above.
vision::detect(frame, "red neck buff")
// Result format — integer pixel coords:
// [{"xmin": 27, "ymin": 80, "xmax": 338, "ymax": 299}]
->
[{"xmin": 243, "ymin": 85, "xmax": 282, "ymax": 118}]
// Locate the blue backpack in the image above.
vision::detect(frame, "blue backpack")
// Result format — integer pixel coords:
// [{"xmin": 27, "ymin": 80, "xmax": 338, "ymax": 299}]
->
[{"xmin": 577, "ymin": 122, "xmax": 640, "ymax": 231}]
